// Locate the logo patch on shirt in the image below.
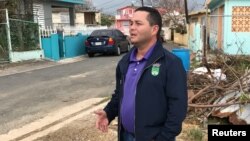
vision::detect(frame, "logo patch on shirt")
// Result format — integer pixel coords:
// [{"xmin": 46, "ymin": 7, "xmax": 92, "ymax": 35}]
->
[{"xmin": 151, "ymin": 63, "xmax": 161, "ymax": 76}]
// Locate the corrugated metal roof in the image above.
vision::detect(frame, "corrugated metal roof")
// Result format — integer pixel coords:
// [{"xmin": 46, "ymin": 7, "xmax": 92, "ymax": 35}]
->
[{"xmin": 211, "ymin": 72, "xmax": 250, "ymax": 125}]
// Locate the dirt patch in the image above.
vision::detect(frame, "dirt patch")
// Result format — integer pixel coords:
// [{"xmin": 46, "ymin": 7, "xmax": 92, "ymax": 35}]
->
[
  {"xmin": 34, "ymin": 114, "xmax": 117, "ymax": 141},
  {"xmin": 34, "ymin": 113, "xmax": 207, "ymax": 141},
  {"xmin": 177, "ymin": 121, "xmax": 208, "ymax": 141},
  {"xmin": 0, "ymin": 59, "xmax": 50, "ymax": 70}
]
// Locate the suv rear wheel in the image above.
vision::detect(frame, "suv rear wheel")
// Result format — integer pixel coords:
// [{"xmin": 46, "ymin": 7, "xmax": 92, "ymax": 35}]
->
[{"xmin": 88, "ymin": 53, "xmax": 94, "ymax": 57}]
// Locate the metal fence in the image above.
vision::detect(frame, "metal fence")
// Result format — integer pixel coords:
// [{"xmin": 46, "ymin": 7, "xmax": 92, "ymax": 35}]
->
[
  {"xmin": 0, "ymin": 9, "xmax": 9, "ymax": 62},
  {"xmin": 9, "ymin": 18, "xmax": 40, "ymax": 51},
  {"xmin": 55, "ymin": 25, "xmax": 108, "ymax": 36},
  {"xmin": 40, "ymin": 26, "xmax": 57, "ymax": 38},
  {"xmin": 0, "ymin": 9, "xmax": 40, "ymax": 63},
  {"xmin": 40, "ymin": 25, "xmax": 108, "ymax": 38}
]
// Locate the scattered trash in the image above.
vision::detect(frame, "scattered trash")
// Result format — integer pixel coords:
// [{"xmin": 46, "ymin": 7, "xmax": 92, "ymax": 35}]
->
[{"xmin": 193, "ymin": 67, "xmax": 226, "ymax": 81}]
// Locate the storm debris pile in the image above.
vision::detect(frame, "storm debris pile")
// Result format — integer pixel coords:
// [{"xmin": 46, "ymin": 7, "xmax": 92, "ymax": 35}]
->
[{"xmin": 187, "ymin": 51, "xmax": 250, "ymax": 124}]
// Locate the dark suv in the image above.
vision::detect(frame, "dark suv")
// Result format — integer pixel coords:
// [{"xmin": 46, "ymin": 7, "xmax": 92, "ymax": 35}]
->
[{"xmin": 85, "ymin": 29, "xmax": 130, "ymax": 57}]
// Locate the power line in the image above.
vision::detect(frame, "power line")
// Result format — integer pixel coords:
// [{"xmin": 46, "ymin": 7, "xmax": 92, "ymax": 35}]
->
[
  {"xmin": 94, "ymin": 0, "xmax": 114, "ymax": 7},
  {"xmin": 104, "ymin": 10, "xmax": 116, "ymax": 15},
  {"xmin": 98, "ymin": 0, "xmax": 128, "ymax": 10}
]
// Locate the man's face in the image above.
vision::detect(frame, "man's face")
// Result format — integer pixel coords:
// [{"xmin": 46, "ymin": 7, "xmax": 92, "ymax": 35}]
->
[{"xmin": 129, "ymin": 11, "xmax": 158, "ymax": 46}]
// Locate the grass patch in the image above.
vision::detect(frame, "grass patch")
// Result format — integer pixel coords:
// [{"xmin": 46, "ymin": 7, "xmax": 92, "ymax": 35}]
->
[{"xmin": 186, "ymin": 127, "xmax": 204, "ymax": 141}]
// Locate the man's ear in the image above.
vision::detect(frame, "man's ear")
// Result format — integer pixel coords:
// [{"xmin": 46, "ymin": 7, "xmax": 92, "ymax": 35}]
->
[{"xmin": 152, "ymin": 25, "xmax": 159, "ymax": 36}]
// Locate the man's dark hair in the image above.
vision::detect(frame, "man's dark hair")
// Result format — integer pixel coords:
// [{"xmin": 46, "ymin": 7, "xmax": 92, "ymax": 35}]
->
[{"xmin": 135, "ymin": 7, "xmax": 162, "ymax": 41}]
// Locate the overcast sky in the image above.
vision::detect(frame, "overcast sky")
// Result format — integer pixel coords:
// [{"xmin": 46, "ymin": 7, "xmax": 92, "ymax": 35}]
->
[
  {"xmin": 91, "ymin": 0, "xmax": 206, "ymax": 15},
  {"xmin": 92, "ymin": 0, "xmax": 132, "ymax": 15}
]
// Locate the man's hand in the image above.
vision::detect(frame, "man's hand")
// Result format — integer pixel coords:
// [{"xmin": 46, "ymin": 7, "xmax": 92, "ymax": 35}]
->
[{"xmin": 94, "ymin": 109, "xmax": 109, "ymax": 132}]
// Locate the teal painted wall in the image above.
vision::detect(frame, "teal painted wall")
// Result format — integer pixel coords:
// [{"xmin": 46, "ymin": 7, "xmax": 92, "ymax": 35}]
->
[
  {"xmin": 209, "ymin": 8, "xmax": 219, "ymax": 49},
  {"xmin": 223, "ymin": 0, "xmax": 250, "ymax": 54},
  {"xmin": 41, "ymin": 33, "xmax": 87, "ymax": 61},
  {"xmin": 42, "ymin": 38, "xmax": 52, "ymax": 59},
  {"xmin": 64, "ymin": 33, "xmax": 88, "ymax": 58},
  {"xmin": 189, "ymin": 23, "xmax": 202, "ymax": 52},
  {"xmin": 41, "ymin": 34, "xmax": 60, "ymax": 61}
]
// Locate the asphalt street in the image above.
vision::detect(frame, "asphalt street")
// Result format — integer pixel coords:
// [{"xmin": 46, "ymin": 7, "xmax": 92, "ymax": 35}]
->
[
  {"xmin": 0, "ymin": 42, "xmax": 179, "ymax": 135},
  {"xmin": 0, "ymin": 54, "xmax": 121, "ymax": 134}
]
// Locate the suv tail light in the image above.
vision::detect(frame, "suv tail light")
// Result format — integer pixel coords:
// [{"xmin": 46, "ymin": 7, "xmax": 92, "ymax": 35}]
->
[
  {"xmin": 108, "ymin": 38, "xmax": 115, "ymax": 45},
  {"xmin": 85, "ymin": 40, "xmax": 90, "ymax": 46}
]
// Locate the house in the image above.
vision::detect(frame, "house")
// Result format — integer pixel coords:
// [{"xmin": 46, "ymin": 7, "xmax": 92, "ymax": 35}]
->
[
  {"xmin": 171, "ymin": 14, "xmax": 188, "ymax": 46},
  {"xmin": 0, "ymin": 0, "xmax": 85, "ymax": 28},
  {"xmin": 33, "ymin": 0, "xmax": 85, "ymax": 28},
  {"xmin": 161, "ymin": 9, "xmax": 187, "ymax": 45},
  {"xmin": 0, "ymin": 0, "xmax": 85, "ymax": 62},
  {"xmin": 188, "ymin": 10, "xmax": 209, "ymax": 52},
  {"xmin": 209, "ymin": 0, "xmax": 250, "ymax": 55},
  {"xmin": 115, "ymin": 6, "xmax": 135, "ymax": 36},
  {"xmin": 115, "ymin": 5, "xmax": 172, "ymax": 40},
  {"xmin": 159, "ymin": 8, "xmax": 174, "ymax": 42},
  {"xmin": 77, "ymin": 10, "xmax": 101, "ymax": 26},
  {"xmin": 52, "ymin": 8, "xmax": 101, "ymax": 27}
]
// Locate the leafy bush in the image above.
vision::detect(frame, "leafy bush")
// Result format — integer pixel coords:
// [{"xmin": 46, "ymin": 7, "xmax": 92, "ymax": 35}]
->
[
  {"xmin": 0, "ymin": 24, "xmax": 8, "ymax": 59},
  {"xmin": 10, "ymin": 20, "xmax": 40, "ymax": 51}
]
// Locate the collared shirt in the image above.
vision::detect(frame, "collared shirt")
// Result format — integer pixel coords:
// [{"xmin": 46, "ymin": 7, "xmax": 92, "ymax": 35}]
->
[{"xmin": 121, "ymin": 44, "xmax": 156, "ymax": 133}]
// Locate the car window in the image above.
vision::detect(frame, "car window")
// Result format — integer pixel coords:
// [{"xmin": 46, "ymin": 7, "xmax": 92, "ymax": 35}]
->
[
  {"xmin": 91, "ymin": 30, "xmax": 113, "ymax": 36},
  {"xmin": 116, "ymin": 30, "xmax": 124, "ymax": 36},
  {"xmin": 113, "ymin": 31, "xmax": 120, "ymax": 37}
]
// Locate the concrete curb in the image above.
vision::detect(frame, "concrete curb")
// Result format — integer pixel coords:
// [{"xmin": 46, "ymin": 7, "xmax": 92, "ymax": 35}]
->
[
  {"xmin": 0, "ymin": 56, "xmax": 86, "ymax": 77},
  {"xmin": 0, "ymin": 97, "xmax": 109, "ymax": 141}
]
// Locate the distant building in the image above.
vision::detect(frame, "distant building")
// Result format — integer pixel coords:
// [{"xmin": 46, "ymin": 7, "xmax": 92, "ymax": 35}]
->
[
  {"xmin": 115, "ymin": 6, "xmax": 170, "ymax": 38},
  {"xmin": 115, "ymin": 6, "xmax": 136, "ymax": 36},
  {"xmin": 209, "ymin": 0, "xmax": 250, "ymax": 55},
  {"xmin": 188, "ymin": 10, "xmax": 210, "ymax": 52},
  {"xmin": 32, "ymin": 0, "xmax": 85, "ymax": 28},
  {"xmin": 52, "ymin": 8, "xmax": 101, "ymax": 27}
]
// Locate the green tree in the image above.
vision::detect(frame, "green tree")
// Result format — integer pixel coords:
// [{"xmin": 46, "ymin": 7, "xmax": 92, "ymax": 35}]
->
[{"xmin": 101, "ymin": 14, "xmax": 114, "ymax": 27}]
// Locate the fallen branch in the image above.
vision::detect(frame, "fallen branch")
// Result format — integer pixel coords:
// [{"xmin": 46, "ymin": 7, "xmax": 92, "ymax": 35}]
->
[
  {"xmin": 188, "ymin": 101, "xmax": 250, "ymax": 108},
  {"xmin": 188, "ymin": 85, "xmax": 211, "ymax": 103}
]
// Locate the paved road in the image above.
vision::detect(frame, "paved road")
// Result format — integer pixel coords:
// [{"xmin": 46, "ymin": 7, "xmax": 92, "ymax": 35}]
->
[
  {"xmin": 0, "ymin": 42, "xmax": 178, "ymax": 134},
  {"xmin": 0, "ymin": 54, "xmax": 121, "ymax": 134}
]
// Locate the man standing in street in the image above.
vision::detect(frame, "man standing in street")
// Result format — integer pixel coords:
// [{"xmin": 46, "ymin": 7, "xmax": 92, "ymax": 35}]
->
[{"xmin": 95, "ymin": 7, "xmax": 187, "ymax": 141}]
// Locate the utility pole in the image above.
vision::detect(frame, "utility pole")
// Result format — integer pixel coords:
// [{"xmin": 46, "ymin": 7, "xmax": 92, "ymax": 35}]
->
[
  {"xmin": 201, "ymin": 2, "xmax": 212, "ymax": 75},
  {"xmin": 184, "ymin": 0, "xmax": 189, "ymax": 24},
  {"xmin": 5, "ymin": 9, "xmax": 13, "ymax": 62},
  {"xmin": 204, "ymin": 3, "xmax": 209, "ymax": 63},
  {"xmin": 141, "ymin": 0, "xmax": 144, "ymax": 6}
]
